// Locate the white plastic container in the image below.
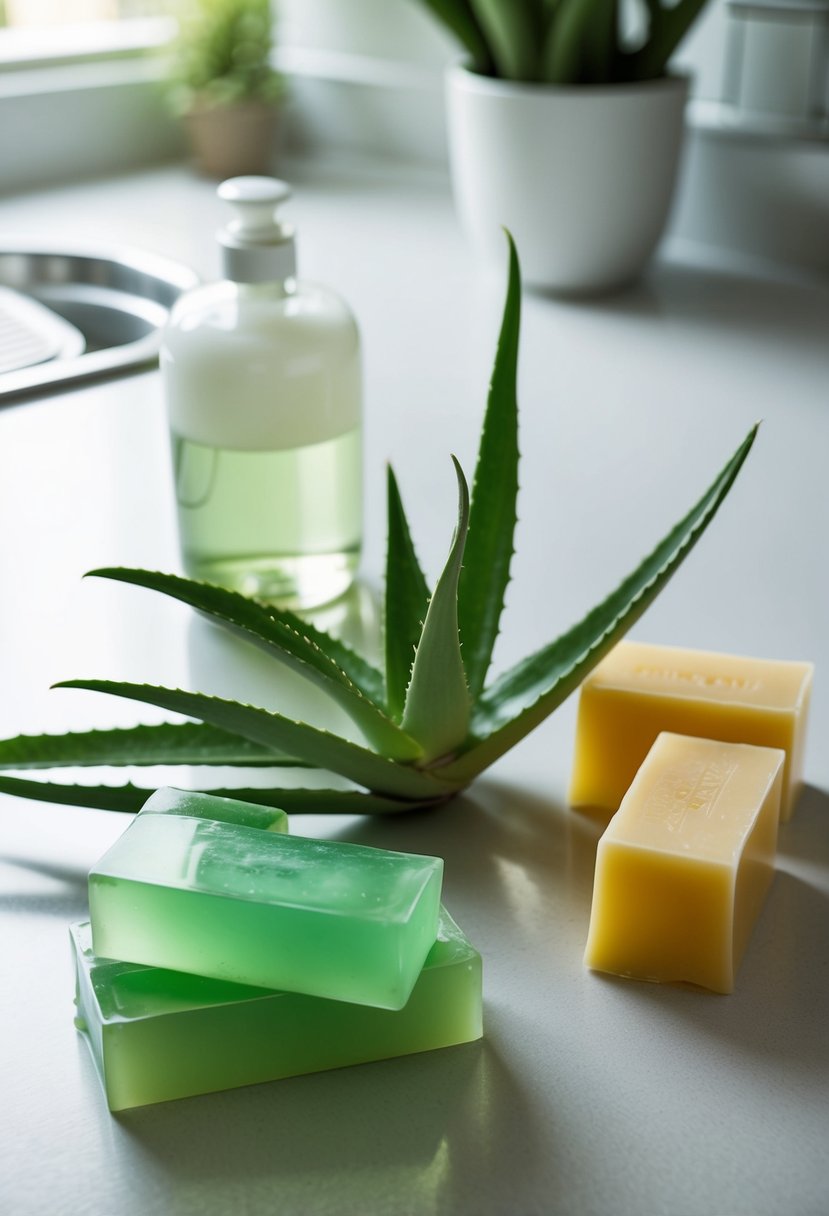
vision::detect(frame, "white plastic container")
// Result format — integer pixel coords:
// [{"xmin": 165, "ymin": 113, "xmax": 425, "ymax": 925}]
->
[{"xmin": 161, "ymin": 177, "xmax": 362, "ymax": 608}]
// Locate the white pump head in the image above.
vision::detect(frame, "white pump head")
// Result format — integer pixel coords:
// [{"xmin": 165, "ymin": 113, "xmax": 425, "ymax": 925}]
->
[{"xmin": 217, "ymin": 176, "xmax": 297, "ymax": 283}]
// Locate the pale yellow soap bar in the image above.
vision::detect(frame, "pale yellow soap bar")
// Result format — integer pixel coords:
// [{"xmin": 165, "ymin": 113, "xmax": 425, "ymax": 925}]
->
[
  {"xmin": 569, "ymin": 640, "xmax": 812, "ymax": 820},
  {"xmin": 584, "ymin": 732, "xmax": 783, "ymax": 993}
]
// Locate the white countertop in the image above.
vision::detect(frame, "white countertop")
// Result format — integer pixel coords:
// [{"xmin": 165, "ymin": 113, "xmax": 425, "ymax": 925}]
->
[{"xmin": 1, "ymin": 158, "xmax": 828, "ymax": 1216}]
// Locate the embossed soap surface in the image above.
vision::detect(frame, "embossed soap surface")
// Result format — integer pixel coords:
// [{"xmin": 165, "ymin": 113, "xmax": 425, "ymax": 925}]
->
[
  {"xmin": 584, "ymin": 732, "xmax": 783, "ymax": 993},
  {"xmin": 569, "ymin": 640, "xmax": 812, "ymax": 819},
  {"xmin": 71, "ymin": 908, "xmax": 482, "ymax": 1111},
  {"xmin": 89, "ymin": 809, "xmax": 443, "ymax": 1010}
]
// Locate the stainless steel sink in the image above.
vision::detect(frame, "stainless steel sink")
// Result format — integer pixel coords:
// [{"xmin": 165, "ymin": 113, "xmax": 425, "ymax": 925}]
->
[{"xmin": 0, "ymin": 241, "xmax": 198, "ymax": 402}]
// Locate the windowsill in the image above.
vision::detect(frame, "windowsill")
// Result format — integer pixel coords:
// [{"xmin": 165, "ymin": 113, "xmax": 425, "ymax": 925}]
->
[
  {"xmin": 1, "ymin": 17, "xmax": 826, "ymax": 287},
  {"xmin": 0, "ymin": 53, "xmax": 165, "ymax": 100},
  {"xmin": 0, "ymin": 16, "xmax": 175, "ymax": 72},
  {"xmin": 0, "ymin": 29, "xmax": 453, "ymax": 195},
  {"xmin": 0, "ymin": 23, "xmax": 184, "ymax": 196}
]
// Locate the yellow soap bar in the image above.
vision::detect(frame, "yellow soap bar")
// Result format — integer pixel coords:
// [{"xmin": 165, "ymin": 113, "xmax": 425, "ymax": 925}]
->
[
  {"xmin": 584, "ymin": 732, "xmax": 783, "ymax": 993},
  {"xmin": 569, "ymin": 640, "xmax": 812, "ymax": 820}
]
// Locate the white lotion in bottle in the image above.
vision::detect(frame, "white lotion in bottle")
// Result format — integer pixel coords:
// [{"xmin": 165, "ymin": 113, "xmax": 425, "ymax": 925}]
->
[{"xmin": 161, "ymin": 177, "xmax": 362, "ymax": 608}]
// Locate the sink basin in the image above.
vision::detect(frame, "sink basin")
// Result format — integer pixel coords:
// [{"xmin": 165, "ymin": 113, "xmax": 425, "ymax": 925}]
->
[{"xmin": 0, "ymin": 241, "xmax": 198, "ymax": 402}]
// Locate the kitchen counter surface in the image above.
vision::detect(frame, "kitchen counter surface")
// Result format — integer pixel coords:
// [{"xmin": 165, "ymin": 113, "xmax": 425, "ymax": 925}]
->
[{"xmin": 1, "ymin": 158, "xmax": 827, "ymax": 1216}]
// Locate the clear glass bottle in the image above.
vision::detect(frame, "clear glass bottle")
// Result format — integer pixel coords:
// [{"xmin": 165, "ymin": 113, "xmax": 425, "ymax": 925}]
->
[{"xmin": 161, "ymin": 177, "xmax": 362, "ymax": 609}]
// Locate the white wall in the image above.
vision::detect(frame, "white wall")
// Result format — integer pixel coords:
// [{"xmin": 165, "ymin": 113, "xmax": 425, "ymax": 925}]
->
[{"xmin": 276, "ymin": 0, "xmax": 733, "ymax": 161}]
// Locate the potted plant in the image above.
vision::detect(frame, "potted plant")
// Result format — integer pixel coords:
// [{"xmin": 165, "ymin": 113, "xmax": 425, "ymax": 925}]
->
[
  {"xmin": 416, "ymin": 0, "xmax": 708, "ymax": 293},
  {"xmin": 169, "ymin": 0, "xmax": 286, "ymax": 179}
]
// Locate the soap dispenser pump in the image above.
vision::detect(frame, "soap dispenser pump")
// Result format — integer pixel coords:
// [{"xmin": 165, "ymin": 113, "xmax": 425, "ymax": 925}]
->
[{"xmin": 161, "ymin": 176, "xmax": 362, "ymax": 609}]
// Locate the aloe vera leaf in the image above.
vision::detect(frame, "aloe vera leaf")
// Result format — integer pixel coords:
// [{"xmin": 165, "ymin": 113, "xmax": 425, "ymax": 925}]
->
[
  {"xmin": 587, "ymin": 0, "xmax": 619, "ymax": 81},
  {"xmin": 54, "ymin": 681, "xmax": 456, "ymax": 800},
  {"xmin": 539, "ymin": 0, "xmax": 598, "ymax": 82},
  {"xmin": 0, "ymin": 776, "xmax": 158, "ymax": 813},
  {"xmin": 438, "ymin": 424, "xmax": 758, "ymax": 783},
  {"xmin": 0, "ymin": 722, "xmax": 306, "ymax": 769},
  {"xmin": 401, "ymin": 459, "xmax": 471, "ymax": 762},
  {"xmin": 90, "ymin": 568, "xmax": 385, "ymax": 705},
  {"xmin": 273, "ymin": 606, "xmax": 386, "ymax": 708},
  {"xmin": 195, "ymin": 788, "xmax": 443, "ymax": 814},
  {"xmin": 458, "ymin": 231, "xmax": 520, "ymax": 699},
  {"xmin": 541, "ymin": 0, "xmax": 586, "ymax": 83},
  {"xmin": 469, "ymin": 0, "xmax": 544, "ymax": 80},
  {"xmin": 384, "ymin": 465, "xmax": 431, "ymax": 723},
  {"xmin": 87, "ymin": 568, "xmax": 420, "ymax": 762},
  {"xmin": 625, "ymin": 0, "xmax": 708, "ymax": 80},
  {"xmin": 416, "ymin": 0, "xmax": 494, "ymax": 74},
  {"xmin": 0, "ymin": 775, "xmax": 434, "ymax": 816}
]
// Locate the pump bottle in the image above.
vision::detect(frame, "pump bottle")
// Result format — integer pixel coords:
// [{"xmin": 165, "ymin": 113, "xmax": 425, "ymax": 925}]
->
[{"xmin": 161, "ymin": 177, "xmax": 362, "ymax": 608}]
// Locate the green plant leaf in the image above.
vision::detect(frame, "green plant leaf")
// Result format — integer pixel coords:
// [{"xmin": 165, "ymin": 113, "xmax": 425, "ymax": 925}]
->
[
  {"xmin": 438, "ymin": 424, "xmax": 759, "ymax": 783},
  {"xmin": 415, "ymin": 0, "xmax": 495, "ymax": 74},
  {"xmin": 276, "ymin": 607, "xmax": 386, "ymax": 708},
  {"xmin": 54, "ymin": 681, "xmax": 457, "ymax": 801},
  {"xmin": 0, "ymin": 722, "xmax": 305, "ymax": 770},
  {"xmin": 170, "ymin": 0, "xmax": 282, "ymax": 107},
  {"xmin": 193, "ymin": 788, "xmax": 442, "ymax": 814},
  {"xmin": 87, "ymin": 568, "xmax": 418, "ymax": 761},
  {"xmin": 0, "ymin": 776, "xmax": 158, "ymax": 813},
  {"xmin": 401, "ymin": 459, "xmax": 471, "ymax": 762},
  {"xmin": 0, "ymin": 775, "xmax": 435, "ymax": 816},
  {"xmin": 384, "ymin": 464, "xmax": 431, "ymax": 723},
  {"xmin": 541, "ymin": 0, "xmax": 590, "ymax": 83},
  {"xmin": 90, "ymin": 568, "xmax": 385, "ymax": 705},
  {"xmin": 623, "ymin": 0, "xmax": 709, "ymax": 81},
  {"xmin": 458, "ymin": 230, "xmax": 520, "ymax": 699},
  {"xmin": 469, "ymin": 0, "xmax": 544, "ymax": 80},
  {"xmin": 542, "ymin": 0, "xmax": 619, "ymax": 83}
]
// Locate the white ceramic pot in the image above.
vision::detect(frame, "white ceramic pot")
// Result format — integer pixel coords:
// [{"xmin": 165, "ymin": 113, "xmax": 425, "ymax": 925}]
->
[{"xmin": 445, "ymin": 66, "xmax": 690, "ymax": 294}]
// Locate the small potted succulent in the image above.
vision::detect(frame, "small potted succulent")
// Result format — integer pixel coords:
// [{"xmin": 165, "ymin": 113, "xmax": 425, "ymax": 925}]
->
[
  {"xmin": 416, "ymin": 0, "xmax": 709, "ymax": 293},
  {"xmin": 169, "ymin": 0, "xmax": 286, "ymax": 179}
]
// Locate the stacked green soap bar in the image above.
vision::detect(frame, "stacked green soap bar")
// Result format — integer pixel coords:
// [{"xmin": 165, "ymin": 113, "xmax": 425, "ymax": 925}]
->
[
  {"xmin": 75, "ymin": 788, "xmax": 482, "ymax": 1108},
  {"xmin": 71, "ymin": 907, "xmax": 482, "ymax": 1111},
  {"xmin": 90, "ymin": 790, "xmax": 443, "ymax": 1010}
]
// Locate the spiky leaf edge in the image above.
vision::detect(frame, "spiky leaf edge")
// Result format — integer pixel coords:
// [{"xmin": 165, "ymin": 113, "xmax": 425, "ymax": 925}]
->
[
  {"xmin": 401, "ymin": 458, "xmax": 471, "ymax": 762},
  {"xmin": 87, "ymin": 568, "xmax": 420, "ymax": 761},
  {"xmin": 457, "ymin": 229, "xmax": 520, "ymax": 698},
  {"xmin": 0, "ymin": 775, "xmax": 434, "ymax": 815},
  {"xmin": 437, "ymin": 423, "xmax": 759, "ymax": 783},
  {"xmin": 383, "ymin": 465, "xmax": 431, "ymax": 722},
  {"xmin": 54, "ymin": 681, "xmax": 458, "ymax": 800},
  {"xmin": 0, "ymin": 722, "xmax": 306, "ymax": 769}
]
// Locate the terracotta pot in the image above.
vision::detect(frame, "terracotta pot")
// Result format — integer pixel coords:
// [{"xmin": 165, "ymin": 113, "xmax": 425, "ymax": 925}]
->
[
  {"xmin": 446, "ymin": 65, "xmax": 690, "ymax": 294},
  {"xmin": 184, "ymin": 99, "xmax": 281, "ymax": 179}
]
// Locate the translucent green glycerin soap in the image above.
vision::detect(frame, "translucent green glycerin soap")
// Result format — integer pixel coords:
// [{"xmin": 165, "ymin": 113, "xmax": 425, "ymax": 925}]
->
[
  {"xmin": 71, "ymin": 909, "xmax": 482, "ymax": 1111},
  {"xmin": 141, "ymin": 786, "xmax": 289, "ymax": 833},
  {"xmin": 89, "ymin": 809, "xmax": 443, "ymax": 1010}
]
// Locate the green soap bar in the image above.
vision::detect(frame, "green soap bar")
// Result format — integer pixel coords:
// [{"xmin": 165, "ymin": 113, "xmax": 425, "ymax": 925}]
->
[
  {"xmin": 71, "ymin": 909, "xmax": 483, "ymax": 1111},
  {"xmin": 140, "ymin": 786, "xmax": 288, "ymax": 833},
  {"xmin": 89, "ymin": 813, "xmax": 443, "ymax": 1009}
]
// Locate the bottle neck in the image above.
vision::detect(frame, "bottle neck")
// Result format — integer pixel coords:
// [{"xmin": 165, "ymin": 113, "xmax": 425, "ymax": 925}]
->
[
  {"xmin": 232, "ymin": 276, "xmax": 297, "ymax": 300},
  {"xmin": 220, "ymin": 233, "xmax": 297, "ymax": 284}
]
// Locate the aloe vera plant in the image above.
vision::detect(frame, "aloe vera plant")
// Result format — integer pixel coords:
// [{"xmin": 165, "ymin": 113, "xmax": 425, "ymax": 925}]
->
[
  {"xmin": 0, "ymin": 237, "xmax": 756, "ymax": 817},
  {"xmin": 416, "ymin": 0, "xmax": 709, "ymax": 84}
]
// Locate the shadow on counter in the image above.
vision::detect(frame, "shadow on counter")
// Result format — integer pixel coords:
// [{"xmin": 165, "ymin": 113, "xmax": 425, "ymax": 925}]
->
[
  {"xmin": 554, "ymin": 257, "xmax": 829, "ymax": 358},
  {"xmin": 107, "ymin": 1037, "xmax": 543, "ymax": 1214},
  {"xmin": 572, "ymin": 783, "xmax": 829, "ymax": 1091}
]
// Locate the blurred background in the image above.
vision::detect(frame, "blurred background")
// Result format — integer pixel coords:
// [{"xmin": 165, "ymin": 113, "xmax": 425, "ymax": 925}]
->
[{"xmin": 1, "ymin": 1, "xmax": 827, "ymax": 277}]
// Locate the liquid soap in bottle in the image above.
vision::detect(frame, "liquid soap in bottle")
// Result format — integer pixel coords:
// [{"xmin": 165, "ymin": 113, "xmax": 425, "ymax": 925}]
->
[{"xmin": 161, "ymin": 177, "xmax": 362, "ymax": 608}]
